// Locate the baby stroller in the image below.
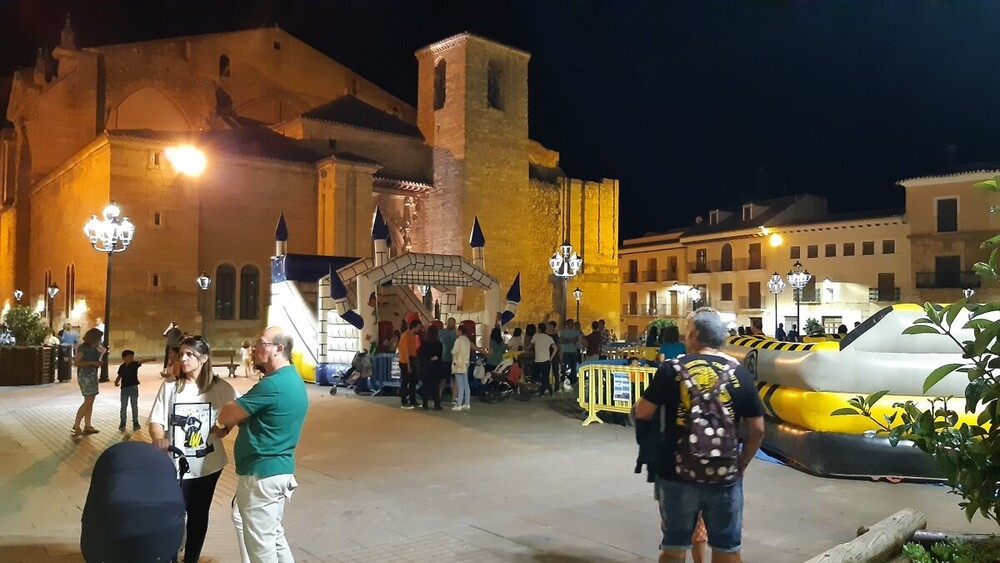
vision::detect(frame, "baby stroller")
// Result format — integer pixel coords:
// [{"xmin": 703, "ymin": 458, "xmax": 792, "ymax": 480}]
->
[
  {"xmin": 480, "ymin": 357, "xmax": 539, "ymax": 403},
  {"xmin": 81, "ymin": 441, "xmax": 188, "ymax": 562},
  {"xmin": 330, "ymin": 350, "xmax": 373, "ymax": 396}
]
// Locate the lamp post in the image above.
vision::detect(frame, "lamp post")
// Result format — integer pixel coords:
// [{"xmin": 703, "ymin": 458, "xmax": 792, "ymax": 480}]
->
[
  {"xmin": 573, "ymin": 287, "xmax": 582, "ymax": 321},
  {"xmin": 786, "ymin": 260, "xmax": 812, "ymax": 338},
  {"xmin": 767, "ymin": 272, "xmax": 785, "ymax": 337},
  {"xmin": 83, "ymin": 202, "xmax": 135, "ymax": 382},
  {"xmin": 13, "ymin": 289, "xmax": 23, "ymax": 302},
  {"xmin": 549, "ymin": 241, "xmax": 582, "ymax": 321},
  {"xmin": 46, "ymin": 284, "xmax": 60, "ymax": 329},
  {"xmin": 688, "ymin": 286, "xmax": 702, "ymax": 310},
  {"xmin": 196, "ymin": 271, "xmax": 211, "ymax": 336},
  {"xmin": 963, "ymin": 288, "xmax": 975, "ymax": 300}
]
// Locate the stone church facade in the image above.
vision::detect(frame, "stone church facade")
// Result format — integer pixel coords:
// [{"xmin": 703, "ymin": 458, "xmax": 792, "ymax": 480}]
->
[{"xmin": 0, "ymin": 20, "xmax": 620, "ymax": 354}]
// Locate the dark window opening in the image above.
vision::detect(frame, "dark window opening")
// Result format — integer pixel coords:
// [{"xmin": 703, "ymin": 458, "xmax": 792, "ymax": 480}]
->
[
  {"xmin": 219, "ymin": 55, "xmax": 231, "ymax": 78},
  {"xmin": 937, "ymin": 198, "xmax": 958, "ymax": 233},
  {"xmin": 151, "ymin": 274, "xmax": 159, "ymax": 288},
  {"xmin": 215, "ymin": 264, "xmax": 236, "ymax": 320},
  {"xmin": 433, "ymin": 59, "xmax": 446, "ymax": 110},
  {"xmin": 720, "ymin": 244, "xmax": 733, "ymax": 271},
  {"xmin": 790, "ymin": 246, "xmax": 800, "ymax": 259},
  {"xmin": 882, "ymin": 240, "xmax": 895, "ymax": 254},
  {"xmin": 825, "ymin": 244, "xmax": 836, "ymax": 257},
  {"xmin": 721, "ymin": 283, "xmax": 733, "ymax": 301},
  {"xmin": 240, "ymin": 265, "xmax": 260, "ymax": 320},
  {"xmin": 273, "ymin": 41, "xmax": 282, "ymax": 50},
  {"xmin": 843, "ymin": 243, "xmax": 855, "ymax": 256},
  {"xmin": 154, "ymin": 212, "xmax": 161, "ymax": 226},
  {"xmin": 862, "ymin": 241, "xmax": 875, "ymax": 255},
  {"xmin": 487, "ymin": 61, "xmax": 503, "ymax": 109},
  {"xmin": 748, "ymin": 243, "xmax": 762, "ymax": 270},
  {"xmin": 807, "ymin": 245, "xmax": 818, "ymax": 259}
]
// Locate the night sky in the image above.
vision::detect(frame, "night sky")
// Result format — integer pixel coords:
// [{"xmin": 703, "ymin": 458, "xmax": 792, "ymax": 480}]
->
[{"xmin": 2, "ymin": 0, "xmax": 999, "ymax": 240}]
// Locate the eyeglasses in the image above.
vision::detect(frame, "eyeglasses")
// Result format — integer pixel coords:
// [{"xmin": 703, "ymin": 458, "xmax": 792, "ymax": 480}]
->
[{"xmin": 253, "ymin": 340, "xmax": 277, "ymax": 348}]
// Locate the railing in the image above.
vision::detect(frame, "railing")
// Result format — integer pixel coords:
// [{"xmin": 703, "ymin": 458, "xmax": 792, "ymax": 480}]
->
[
  {"xmin": 622, "ymin": 303, "xmax": 638, "ymax": 315},
  {"xmin": 578, "ymin": 362, "xmax": 659, "ymax": 426},
  {"xmin": 792, "ymin": 288, "xmax": 821, "ymax": 303},
  {"xmin": 736, "ymin": 257, "xmax": 766, "ymax": 271},
  {"xmin": 623, "ymin": 272, "xmax": 638, "ymax": 283},
  {"xmin": 869, "ymin": 287, "xmax": 901, "ymax": 302},
  {"xmin": 915, "ymin": 271, "xmax": 981, "ymax": 289},
  {"xmin": 663, "ymin": 268, "xmax": 679, "ymax": 281},
  {"xmin": 689, "ymin": 262, "xmax": 711, "ymax": 274},
  {"xmin": 738, "ymin": 295, "xmax": 764, "ymax": 309},
  {"xmin": 643, "ymin": 270, "xmax": 658, "ymax": 282},
  {"xmin": 644, "ymin": 305, "xmax": 658, "ymax": 316}
]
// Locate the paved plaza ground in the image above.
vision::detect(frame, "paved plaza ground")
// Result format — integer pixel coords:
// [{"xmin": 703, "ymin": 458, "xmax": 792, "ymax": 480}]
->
[{"xmin": 1, "ymin": 364, "xmax": 997, "ymax": 562}]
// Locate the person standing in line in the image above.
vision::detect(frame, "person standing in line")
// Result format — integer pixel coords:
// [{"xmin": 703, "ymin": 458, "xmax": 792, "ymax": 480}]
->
[
  {"xmin": 163, "ymin": 322, "xmax": 183, "ymax": 369},
  {"xmin": 114, "ymin": 349, "xmax": 156, "ymax": 432},
  {"xmin": 558, "ymin": 319, "xmax": 582, "ymax": 386},
  {"xmin": 149, "ymin": 336, "xmax": 238, "ymax": 563},
  {"xmin": 216, "ymin": 327, "xmax": 308, "ymax": 563},
  {"xmin": 787, "ymin": 324, "xmax": 800, "ymax": 342},
  {"xmin": 71, "ymin": 328, "xmax": 105, "ymax": 436},
  {"xmin": 485, "ymin": 327, "xmax": 507, "ymax": 373},
  {"xmin": 507, "ymin": 327, "xmax": 523, "ymax": 353},
  {"xmin": 749, "ymin": 319, "xmax": 765, "ymax": 337},
  {"xmin": 657, "ymin": 325, "xmax": 686, "ymax": 362},
  {"xmin": 397, "ymin": 319, "xmax": 421, "ymax": 410},
  {"xmin": 438, "ymin": 318, "xmax": 458, "ymax": 403},
  {"xmin": 419, "ymin": 325, "xmax": 444, "ymax": 411},
  {"xmin": 634, "ymin": 308, "xmax": 764, "ymax": 563},
  {"xmin": 775, "ymin": 323, "xmax": 786, "ymax": 341},
  {"xmin": 450, "ymin": 324, "xmax": 475, "ymax": 411},
  {"xmin": 583, "ymin": 321, "xmax": 602, "ymax": 362},
  {"xmin": 532, "ymin": 323, "xmax": 557, "ymax": 397}
]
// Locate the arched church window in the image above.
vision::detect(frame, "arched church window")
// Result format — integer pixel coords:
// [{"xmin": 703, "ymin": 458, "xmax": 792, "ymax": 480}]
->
[
  {"xmin": 487, "ymin": 61, "xmax": 503, "ymax": 110},
  {"xmin": 239, "ymin": 265, "xmax": 259, "ymax": 320},
  {"xmin": 433, "ymin": 59, "xmax": 446, "ymax": 110},
  {"xmin": 219, "ymin": 55, "xmax": 231, "ymax": 78},
  {"xmin": 721, "ymin": 243, "xmax": 733, "ymax": 272},
  {"xmin": 215, "ymin": 264, "xmax": 235, "ymax": 320}
]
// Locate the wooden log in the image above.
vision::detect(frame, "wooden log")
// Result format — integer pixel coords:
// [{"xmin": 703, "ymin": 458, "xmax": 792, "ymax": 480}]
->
[
  {"xmin": 805, "ymin": 508, "xmax": 927, "ymax": 563},
  {"xmin": 911, "ymin": 530, "xmax": 1000, "ymax": 546}
]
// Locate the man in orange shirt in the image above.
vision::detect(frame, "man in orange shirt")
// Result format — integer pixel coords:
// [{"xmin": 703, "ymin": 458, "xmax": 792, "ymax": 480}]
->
[{"xmin": 397, "ymin": 319, "xmax": 422, "ymax": 409}]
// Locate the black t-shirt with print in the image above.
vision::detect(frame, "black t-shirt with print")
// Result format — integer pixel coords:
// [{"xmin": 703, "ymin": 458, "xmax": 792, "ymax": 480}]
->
[{"xmin": 640, "ymin": 353, "xmax": 764, "ymax": 481}]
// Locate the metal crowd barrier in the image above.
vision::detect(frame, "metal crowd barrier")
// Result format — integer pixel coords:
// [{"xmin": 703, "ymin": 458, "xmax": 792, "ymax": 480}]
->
[
  {"xmin": 577, "ymin": 362, "xmax": 659, "ymax": 426},
  {"xmin": 371, "ymin": 353, "xmax": 401, "ymax": 392}
]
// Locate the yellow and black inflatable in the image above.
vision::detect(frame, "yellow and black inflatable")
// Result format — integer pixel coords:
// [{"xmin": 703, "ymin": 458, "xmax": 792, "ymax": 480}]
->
[{"xmin": 723, "ymin": 303, "xmax": 985, "ymax": 480}]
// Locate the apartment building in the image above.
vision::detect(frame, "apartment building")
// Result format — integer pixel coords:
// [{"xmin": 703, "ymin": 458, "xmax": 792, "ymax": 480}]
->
[{"xmin": 620, "ymin": 195, "xmax": 910, "ymax": 340}]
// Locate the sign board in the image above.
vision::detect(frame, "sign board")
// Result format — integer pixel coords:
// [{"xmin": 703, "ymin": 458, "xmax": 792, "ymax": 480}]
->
[{"xmin": 612, "ymin": 371, "xmax": 631, "ymax": 403}]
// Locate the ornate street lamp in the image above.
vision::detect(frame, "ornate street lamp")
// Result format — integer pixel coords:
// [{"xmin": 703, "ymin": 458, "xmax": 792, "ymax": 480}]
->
[
  {"xmin": 688, "ymin": 286, "xmax": 702, "ymax": 306},
  {"xmin": 196, "ymin": 272, "xmax": 212, "ymax": 291},
  {"xmin": 550, "ymin": 241, "xmax": 582, "ymax": 321},
  {"xmin": 573, "ymin": 287, "xmax": 582, "ymax": 321},
  {"xmin": 963, "ymin": 288, "xmax": 975, "ymax": 300},
  {"xmin": 196, "ymin": 271, "xmax": 211, "ymax": 337},
  {"xmin": 786, "ymin": 260, "xmax": 812, "ymax": 339},
  {"xmin": 767, "ymin": 272, "xmax": 785, "ymax": 337},
  {"xmin": 13, "ymin": 289, "xmax": 23, "ymax": 302},
  {"xmin": 83, "ymin": 202, "xmax": 135, "ymax": 381},
  {"xmin": 46, "ymin": 284, "xmax": 60, "ymax": 329}
]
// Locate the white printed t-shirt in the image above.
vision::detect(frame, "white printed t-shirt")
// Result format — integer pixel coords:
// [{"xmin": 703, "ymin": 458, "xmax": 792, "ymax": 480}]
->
[
  {"xmin": 149, "ymin": 377, "xmax": 239, "ymax": 479},
  {"xmin": 532, "ymin": 333, "xmax": 556, "ymax": 363}
]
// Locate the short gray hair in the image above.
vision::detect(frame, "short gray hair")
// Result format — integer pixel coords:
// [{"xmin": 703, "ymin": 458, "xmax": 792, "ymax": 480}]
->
[
  {"xmin": 689, "ymin": 308, "xmax": 727, "ymax": 348},
  {"xmin": 273, "ymin": 330, "xmax": 294, "ymax": 361}
]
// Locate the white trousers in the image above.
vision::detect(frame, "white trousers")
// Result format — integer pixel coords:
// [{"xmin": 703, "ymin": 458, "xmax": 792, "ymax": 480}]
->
[{"xmin": 232, "ymin": 473, "xmax": 298, "ymax": 563}]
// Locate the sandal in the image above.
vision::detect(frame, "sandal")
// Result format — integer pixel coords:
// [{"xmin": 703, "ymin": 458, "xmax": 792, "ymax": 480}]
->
[
  {"xmin": 70, "ymin": 428, "xmax": 83, "ymax": 437},
  {"xmin": 83, "ymin": 427, "xmax": 100, "ymax": 434}
]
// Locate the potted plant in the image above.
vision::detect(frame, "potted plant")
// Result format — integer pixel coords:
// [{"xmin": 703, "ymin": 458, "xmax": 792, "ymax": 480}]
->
[{"xmin": 0, "ymin": 306, "xmax": 56, "ymax": 385}]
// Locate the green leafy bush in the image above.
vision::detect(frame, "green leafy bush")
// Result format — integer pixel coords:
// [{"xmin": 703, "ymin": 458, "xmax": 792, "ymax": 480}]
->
[
  {"xmin": 2, "ymin": 306, "xmax": 49, "ymax": 346},
  {"xmin": 903, "ymin": 539, "xmax": 1000, "ymax": 562},
  {"xmin": 804, "ymin": 317, "xmax": 825, "ymax": 336}
]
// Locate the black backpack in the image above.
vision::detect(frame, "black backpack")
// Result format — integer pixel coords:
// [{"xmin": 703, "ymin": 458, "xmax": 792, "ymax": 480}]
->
[{"xmin": 672, "ymin": 358, "xmax": 741, "ymax": 484}]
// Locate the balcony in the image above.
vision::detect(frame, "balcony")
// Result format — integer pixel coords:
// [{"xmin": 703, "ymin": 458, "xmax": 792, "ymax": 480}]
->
[
  {"xmin": 644, "ymin": 305, "xmax": 659, "ymax": 316},
  {"xmin": 735, "ymin": 257, "xmax": 766, "ymax": 271},
  {"xmin": 689, "ymin": 262, "xmax": 711, "ymax": 274},
  {"xmin": 869, "ymin": 287, "xmax": 901, "ymax": 302},
  {"xmin": 915, "ymin": 271, "xmax": 981, "ymax": 289},
  {"xmin": 643, "ymin": 270, "xmax": 658, "ymax": 282},
  {"xmin": 623, "ymin": 303, "xmax": 638, "ymax": 316},
  {"xmin": 663, "ymin": 268, "xmax": 679, "ymax": 281},
  {"xmin": 623, "ymin": 272, "xmax": 638, "ymax": 283}
]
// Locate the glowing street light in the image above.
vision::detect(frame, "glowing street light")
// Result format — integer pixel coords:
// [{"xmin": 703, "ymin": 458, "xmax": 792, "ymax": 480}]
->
[
  {"xmin": 767, "ymin": 272, "xmax": 785, "ymax": 337},
  {"xmin": 573, "ymin": 287, "xmax": 582, "ymax": 321},
  {"xmin": 83, "ymin": 202, "xmax": 135, "ymax": 381},
  {"xmin": 46, "ymin": 284, "xmax": 59, "ymax": 329},
  {"xmin": 165, "ymin": 145, "xmax": 207, "ymax": 177},
  {"xmin": 13, "ymin": 289, "xmax": 23, "ymax": 302},
  {"xmin": 786, "ymin": 260, "xmax": 812, "ymax": 338}
]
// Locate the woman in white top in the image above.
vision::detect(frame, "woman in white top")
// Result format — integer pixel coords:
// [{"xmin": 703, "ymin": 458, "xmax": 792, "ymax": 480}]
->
[
  {"xmin": 451, "ymin": 324, "xmax": 475, "ymax": 411},
  {"xmin": 149, "ymin": 336, "xmax": 238, "ymax": 563}
]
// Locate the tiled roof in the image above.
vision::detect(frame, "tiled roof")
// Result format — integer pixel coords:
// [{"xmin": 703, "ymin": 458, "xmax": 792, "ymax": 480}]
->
[
  {"xmin": 108, "ymin": 128, "xmax": 324, "ymax": 164},
  {"xmin": 372, "ymin": 174, "xmax": 435, "ymax": 194},
  {"xmin": 681, "ymin": 195, "xmax": 806, "ymax": 236},
  {"xmin": 303, "ymin": 95, "xmax": 423, "ymax": 140}
]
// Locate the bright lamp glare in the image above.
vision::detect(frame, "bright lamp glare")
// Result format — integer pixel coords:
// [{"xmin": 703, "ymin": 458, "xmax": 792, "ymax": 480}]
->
[
  {"xmin": 768, "ymin": 233, "xmax": 784, "ymax": 247},
  {"xmin": 165, "ymin": 145, "xmax": 206, "ymax": 177}
]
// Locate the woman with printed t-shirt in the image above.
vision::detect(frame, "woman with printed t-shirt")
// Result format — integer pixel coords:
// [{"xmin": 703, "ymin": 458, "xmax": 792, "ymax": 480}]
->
[{"xmin": 149, "ymin": 336, "xmax": 238, "ymax": 563}]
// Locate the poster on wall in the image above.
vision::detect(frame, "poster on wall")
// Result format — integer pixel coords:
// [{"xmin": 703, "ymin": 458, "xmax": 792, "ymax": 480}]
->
[
  {"xmin": 612, "ymin": 371, "xmax": 631, "ymax": 403},
  {"xmin": 170, "ymin": 402, "xmax": 212, "ymax": 457}
]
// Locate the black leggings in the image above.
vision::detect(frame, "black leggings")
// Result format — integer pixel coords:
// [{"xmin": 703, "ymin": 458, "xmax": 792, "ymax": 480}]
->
[{"xmin": 177, "ymin": 470, "xmax": 222, "ymax": 563}]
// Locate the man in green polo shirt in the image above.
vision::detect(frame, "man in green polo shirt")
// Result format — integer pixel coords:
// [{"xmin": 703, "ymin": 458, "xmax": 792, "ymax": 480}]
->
[{"xmin": 216, "ymin": 326, "xmax": 308, "ymax": 563}]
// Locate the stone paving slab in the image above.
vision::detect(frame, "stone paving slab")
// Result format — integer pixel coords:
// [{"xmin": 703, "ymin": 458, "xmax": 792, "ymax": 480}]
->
[{"xmin": 1, "ymin": 363, "xmax": 998, "ymax": 562}]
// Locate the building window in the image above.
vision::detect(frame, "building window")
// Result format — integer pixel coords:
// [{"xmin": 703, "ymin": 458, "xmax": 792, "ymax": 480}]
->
[
  {"xmin": 862, "ymin": 241, "xmax": 875, "ymax": 255},
  {"xmin": 647, "ymin": 291, "xmax": 657, "ymax": 315},
  {"xmin": 843, "ymin": 242, "xmax": 855, "ymax": 256},
  {"xmin": 152, "ymin": 211, "xmax": 162, "ymax": 227},
  {"xmin": 936, "ymin": 197, "xmax": 958, "ymax": 233},
  {"xmin": 151, "ymin": 274, "xmax": 160, "ymax": 288},
  {"xmin": 807, "ymin": 245, "xmax": 818, "ymax": 259},
  {"xmin": 721, "ymin": 283, "xmax": 733, "ymax": 301},
  {"xmin": 709, "ymin": 210, "xmax": 719, "ymax": 225},
  {"xmin": 215, "ymin": 264, "xmax": 236, "ymax": 320},
  {"xmin": 273, "ymin": 41, "xmax": 282, "ymax": 50},
  {"xmin": 433, "ymin": 59, "xmax": 446, "ymax": 110},
  {"xmin": 627, "ymin": 260, "xmax": 637, "ymax": 283},
  {"xmin": 720, "ymin": 243, "xmax": 733, "ymax": 271},
  {"xmin": 825, "ymin": 244, "xmax": 836, "ymax": 257},
  {"xmin": 487, "ymin": 61, "xmax": 503, "ymax": 110},
  {"xmin": 627, "ymin": 292, "xmax": 638, "ymax": 315},
  {"xmin": 882, "ymin": 240, "xmax": 895, "ymax": 254},
  {"xmin": 219, "ymin": 55, "xmax": 231, "ymax": 78},
  {"xmin": 148, "ymin": 150, "xmax": 162, "ymax": 170},
  {"xmin": 748, "ymin": 281, "xmax": 761, "ymax": 309},
  {"xmin": 240, "ymin": 265, "xmax": 259, "ymax": 320},
  {"xmin": 790, "ymin": 246, "xmax": 801, "ymax": 259},
  {"xmin": 667, "ymin": 256, "xmax": 678, "ymax": 280},
  {"xmin": 695, "ymin": 249, "xmax": 708, "ymax": 273},
  {"xmin": 748, "ymin": 243, "xmax": 762, "ymax": 269},
  {"xmin": 742, "ymin": 204, "xmax": 753, "ymax": 221},
  {"xmin": 646, "ymin": 258, "xmax": 657, "ymax": 282}
]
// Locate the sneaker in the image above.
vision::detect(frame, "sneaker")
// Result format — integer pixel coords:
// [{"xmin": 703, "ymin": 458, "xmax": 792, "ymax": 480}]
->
[
  {"xmin": 119, "ymin": 423, "xmax": 126, "ymax": 431},
  {"xmin": 401, "ymin": 405, "xmax": 414, "ymax": 410},
  {"xmin": 133, "ymin": 423, "xmax": 141, "ymax": 431},
  {"xmin": 451, "ymin": 405, "xmax": 463, "ymax": 411},
  {"xmin": 462, "ymin": 405, "xmax": 471, "ymax": 411},
  {"xmin": 433, "ymin": 406, "xmax": 443, "ymax": 411}
]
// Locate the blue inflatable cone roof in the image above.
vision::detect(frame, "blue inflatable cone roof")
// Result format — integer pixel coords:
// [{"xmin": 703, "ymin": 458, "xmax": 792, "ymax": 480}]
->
[
  {"xmin": 329, "ymin": 271, "xmax": 349, "ymax": 300},
  {"xmin": 505, "ymin": 273, "xmax": 521, "ymax": 302},
  {"xmin": 500, "ymin": 311, "xmax": 515, "ymax": 325},
  {"xmin": 341, "ymin": 310, "xmax": 365, "ymax": 330},
  {"xmin": 274, "ymin": 213, "xmax": 288, "ymax": 242},
  {"xmin": 469, "ymin": 216, "xmax": 486, "ymax": 248},
  {"xmin": 371, "ymin": 207, "xmax": 389, "ymax": 241}
]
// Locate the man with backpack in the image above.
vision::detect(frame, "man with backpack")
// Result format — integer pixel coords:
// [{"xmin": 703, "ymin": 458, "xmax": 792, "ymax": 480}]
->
[{"xmin": 634, "ymin": 308, "xmax": 764, "ymax": 563}]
